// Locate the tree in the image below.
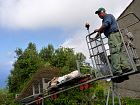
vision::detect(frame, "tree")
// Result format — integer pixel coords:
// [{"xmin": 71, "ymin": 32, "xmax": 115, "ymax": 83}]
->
[
  {"xmin": 39, "ymin": 44, "xmax": 54, "ymax": 62},
  {"xmin": 7, "ymin": 43, "xmax": 90, "ymax": 104},
  {"xmin": 0, "ymin": 89, "xmax": 19, "ymax": 105},
  {"xmin": 76, "ymin": 52, "xmax": 86, "ymax": 62},
  {"xmin": 50, "ymin": 47, "xmax": 78, "ymax": 75},
  {"xmin": 8, "ymin": 42, "xmax": 44, "ymax": 93}
]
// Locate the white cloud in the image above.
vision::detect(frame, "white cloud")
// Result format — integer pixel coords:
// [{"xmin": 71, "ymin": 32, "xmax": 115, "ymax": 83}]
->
[
  {"xmin": 0, "ymin": 0, "xmax": 132, "ymax": 29},
  {"xmin": 0, "ymin": 51, "xmax": 15, "ymax": 70},
  {"xmin": 61, "ymin": 30, "xmax": 91, "ymax": 63},
  {"xmin": 0, "ymin": 60, "xmax": 13, "ymax": 70},
  {"xmin": 0, "ymin": 0, "xmax": 133, "ymax": 64}
]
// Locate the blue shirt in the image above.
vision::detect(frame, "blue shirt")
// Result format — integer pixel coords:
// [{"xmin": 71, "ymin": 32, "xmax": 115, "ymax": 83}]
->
[{"xmin": 102, "ymin": 14, "xmax": 118, "ymax": 37}]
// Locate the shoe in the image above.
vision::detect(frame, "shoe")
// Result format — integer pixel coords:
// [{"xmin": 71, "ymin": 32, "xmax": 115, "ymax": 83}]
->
[
  {"xmin": 113, "ymin": 71, "xmax": 122, "ymax": 76},
  {"xmin": 112, "ymin": 75, "xmax": 129, "ymax": 83},
  {"xmin": 112, "ymin": 77, "xmax": 124, "ymax": 83},
  {"xmin": 122, "ymin": 68, "xmax": 132, "ymax": 73},
  {"xmin": 123, "ymin": 75, "xmax": 129, "ymax": 80}
]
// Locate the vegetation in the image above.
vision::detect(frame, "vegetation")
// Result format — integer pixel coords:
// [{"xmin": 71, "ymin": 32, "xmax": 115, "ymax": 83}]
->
[
  {"xmin": 0, "ymin": 89, "xmax": 20, "ymax": 105},
  {"xmin": 0, "ymin": 42, "xmax": 140, "ymax": 105}
]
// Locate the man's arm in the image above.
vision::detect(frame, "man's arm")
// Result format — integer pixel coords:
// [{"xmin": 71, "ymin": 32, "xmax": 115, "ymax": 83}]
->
[{"xmin": 94, "ymin": 25, "xmax": 106, "ymax": 38}]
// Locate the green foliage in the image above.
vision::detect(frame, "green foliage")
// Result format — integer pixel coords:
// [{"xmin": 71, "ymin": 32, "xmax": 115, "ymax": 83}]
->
[
  {"xmin": 0, "ymin": 89, "xmax": 19, "ymax": 105},
  {"xmin": 76, "ymin": 52, "xmax": 86, "ymax": 62},
  {"xmin": 39, "ymin": 46, "xmax": 86, "ymax": 74},
  {"xmin": 7, "ymin": 43, "xmax": 87, "ymax": 103},
  {"xmin": 48, "ymin": 47, "xmax": 86, "ymax": 75},
  {"xmin": 80, "ymin": 64, "xmax": 92, "ymax": 74},
  {"xmin": 8, "ymin": 42, "xmax": 44, "ymax": 93},
  {"xmin": 123, "ymin": 98, "xmax": 140, "ymax": 105},
  {"xmin": 39, "ymin": 44, "xmax": 54, "ymax": 63},
  {"xmin": 44, "ymin": 85, "xmax": 96, "ymax": 105}
]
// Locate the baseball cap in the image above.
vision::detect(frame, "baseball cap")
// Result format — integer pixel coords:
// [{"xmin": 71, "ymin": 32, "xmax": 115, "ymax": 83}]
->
[{"xmin": 95, "ymin": 7, "xmax": 106, "ymax": 14}]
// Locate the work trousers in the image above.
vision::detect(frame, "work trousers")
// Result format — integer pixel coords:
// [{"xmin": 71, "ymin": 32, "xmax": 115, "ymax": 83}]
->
[{"xmin": 108, "ymin": 32, "xmax": 129, "ymax": 73}]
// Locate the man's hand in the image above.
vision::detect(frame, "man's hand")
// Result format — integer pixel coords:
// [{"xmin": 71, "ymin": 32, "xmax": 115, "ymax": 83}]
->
[
  {"xmin": 94, "ymin": 29, "xmax": 99, "ymax": 33},
  {"xmin": 94, "ymin": 32, "xmax": 101, "ymax": 39}
]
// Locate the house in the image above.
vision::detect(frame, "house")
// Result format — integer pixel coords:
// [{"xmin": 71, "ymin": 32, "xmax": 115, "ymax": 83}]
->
[
  {"xmin": 116, "ymin": 0, "xmax": 140, "ymax": 98},
  {"xmin": 16, "ymin": 66, "xmax": 60, "ymax": 104}
]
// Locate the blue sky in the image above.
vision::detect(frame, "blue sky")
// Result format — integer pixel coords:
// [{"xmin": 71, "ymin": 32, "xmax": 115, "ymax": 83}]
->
[{"xmin": 0, "ymin": 0, "xmax": 132, "ymax": 88}]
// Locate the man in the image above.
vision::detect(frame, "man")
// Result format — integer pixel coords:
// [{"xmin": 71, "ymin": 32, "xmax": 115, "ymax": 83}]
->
[{"xmin": 94, "ymin": 7, "xmax": 130, "ymax": 75}]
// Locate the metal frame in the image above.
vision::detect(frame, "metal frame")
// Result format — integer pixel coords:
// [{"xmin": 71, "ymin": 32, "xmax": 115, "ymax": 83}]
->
[
  {"xmin": 106, "ymin": 82, "xmax": 121, "ymax": 105},
  {"xmin": 86, "ymin": 12, "xmax": 140, "ymax": 79},
  {"xmin": 86, "ymin": 33, "xmax": 113, "ymax": 78}
]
